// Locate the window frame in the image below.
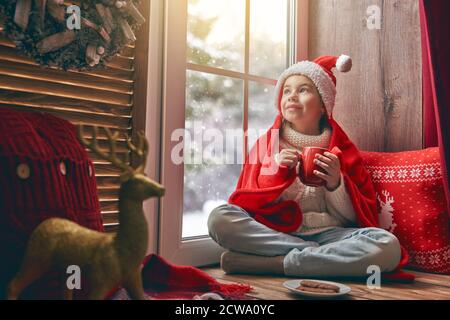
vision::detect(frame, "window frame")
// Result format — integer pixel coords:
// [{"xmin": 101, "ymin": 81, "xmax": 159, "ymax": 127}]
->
[
  {"xmin": 139, "ymin": 0, "xmax": 165, "ymax": 255},
  {"xmin": 158, "ymin": 0, "xmax": 309, "ymax": 266}
]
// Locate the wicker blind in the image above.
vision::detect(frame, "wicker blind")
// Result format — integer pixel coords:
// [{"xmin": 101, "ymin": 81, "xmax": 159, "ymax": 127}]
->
[{"xmin": 0, "ymin": 23, "xmax": 135, "ymax": 232}]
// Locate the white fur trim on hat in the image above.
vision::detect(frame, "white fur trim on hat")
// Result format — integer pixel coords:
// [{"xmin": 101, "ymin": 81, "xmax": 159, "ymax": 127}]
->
[
  {"xmin": 336, "ymin": 54, "xmax": 352, "ymax": 72},
  {"xmin": 274, "ymin": 61, "xmax": 337, "ymax": 115}
]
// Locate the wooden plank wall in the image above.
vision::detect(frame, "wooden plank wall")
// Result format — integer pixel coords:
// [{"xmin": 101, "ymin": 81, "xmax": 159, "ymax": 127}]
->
[{"xmin": 308, "ymin": 0, "xmax": 422, "ymax": 152}]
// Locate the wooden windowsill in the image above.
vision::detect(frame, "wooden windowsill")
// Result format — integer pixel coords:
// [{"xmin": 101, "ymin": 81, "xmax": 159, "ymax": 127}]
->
[{"xmin": 201, "ymin": 265, "xmax": 450, "ymax": 300}]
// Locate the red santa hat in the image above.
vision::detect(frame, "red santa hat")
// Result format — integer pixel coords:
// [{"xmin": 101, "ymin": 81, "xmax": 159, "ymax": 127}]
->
[{"xmin": 274, "ymin": 54, "xmax": 353, "ymax": 116}]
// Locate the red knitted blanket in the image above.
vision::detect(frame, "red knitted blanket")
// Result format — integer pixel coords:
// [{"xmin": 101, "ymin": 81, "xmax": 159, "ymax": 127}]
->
[{"xmin": 108, "ymin": 254, "xmax": 253, "ymax": 300}]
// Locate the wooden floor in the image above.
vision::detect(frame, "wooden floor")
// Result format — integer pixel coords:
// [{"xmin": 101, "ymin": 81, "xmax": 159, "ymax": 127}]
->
[{"xmin": 201, "ymin": 266, "xmax": 450, "ymax": 300}]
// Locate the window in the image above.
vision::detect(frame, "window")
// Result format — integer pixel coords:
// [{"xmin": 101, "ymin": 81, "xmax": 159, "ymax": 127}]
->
[{"xmin": 160, "ymin": 0, "xmax": 306, "ymax": 265}]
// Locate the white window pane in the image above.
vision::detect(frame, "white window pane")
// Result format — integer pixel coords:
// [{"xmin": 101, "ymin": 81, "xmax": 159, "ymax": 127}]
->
[
  {"xmin": 248, "ymin": 82, "xmax": 279, "ymax": 151},
  {"xmin": 183, "ymin": 70, "xmax": 243, "ymax": 238},
  {"xmin": 249, "ymin": 0, "xmax": 289, "ymax": 79},
  {"xmin": 187, "ymin": 0, "xmax": 245, "ymax": 72}
]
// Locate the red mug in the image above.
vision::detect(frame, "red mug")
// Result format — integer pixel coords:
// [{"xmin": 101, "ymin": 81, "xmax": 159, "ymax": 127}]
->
[{"xmin": 298, "ymin": 147, "xmax": 329, "ymax": 187}]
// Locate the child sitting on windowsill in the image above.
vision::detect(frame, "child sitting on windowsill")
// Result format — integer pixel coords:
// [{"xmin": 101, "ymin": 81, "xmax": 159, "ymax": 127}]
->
[{"xmin": 207, "ymin": 55, "xmax": 412, "ymax": 281}]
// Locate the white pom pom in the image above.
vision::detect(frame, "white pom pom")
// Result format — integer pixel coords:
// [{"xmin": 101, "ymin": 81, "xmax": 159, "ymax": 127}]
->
[{"xmin": 336, "ymin": 54, "xmax": 352, "ymax": 72}]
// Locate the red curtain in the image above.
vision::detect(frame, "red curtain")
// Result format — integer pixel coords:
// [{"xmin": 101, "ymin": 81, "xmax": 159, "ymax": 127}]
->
[{"xmin": 420, "ymin": 0, "xmax": 450, "ymax": 215}]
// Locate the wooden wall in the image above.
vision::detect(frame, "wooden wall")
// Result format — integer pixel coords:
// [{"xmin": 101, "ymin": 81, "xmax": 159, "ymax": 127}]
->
[{"xmin": 309, "ymin": 0, "xmax": 422, "ymax": 152}]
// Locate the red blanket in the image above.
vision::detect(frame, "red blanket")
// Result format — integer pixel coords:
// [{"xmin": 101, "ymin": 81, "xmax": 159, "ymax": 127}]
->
[
  {"xmin": 108, "ymin": 254, "xmax": 253, "ymax": 300},
  {"xmin": 229, "ymin": 114, "xmax": 414, "ymax": 282}
]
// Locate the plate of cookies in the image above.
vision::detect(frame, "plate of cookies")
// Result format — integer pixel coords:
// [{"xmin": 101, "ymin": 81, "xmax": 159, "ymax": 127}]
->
[{"xmin": 283, "ymin": 279, "xmax": 351, "ymax": 298}]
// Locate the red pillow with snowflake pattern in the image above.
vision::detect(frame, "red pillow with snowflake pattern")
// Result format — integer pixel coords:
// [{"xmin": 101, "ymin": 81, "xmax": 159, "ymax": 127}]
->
[{"xmin": 360, "ymin": 147, "xmax": 449, "ymax": 274}]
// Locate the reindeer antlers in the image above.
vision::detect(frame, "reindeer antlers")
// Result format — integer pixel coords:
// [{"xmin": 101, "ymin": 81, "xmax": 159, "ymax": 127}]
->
[
  {"xmin": 377, "ymin": 190, "xmax": 395, "ymax": 204},
  {"xmin": 126, "ymin": 130, "xmax": 148, "ymax": 174},
  {"xmin": 77, "ymin": 125, "xmax": 149, "ymax": 175}
]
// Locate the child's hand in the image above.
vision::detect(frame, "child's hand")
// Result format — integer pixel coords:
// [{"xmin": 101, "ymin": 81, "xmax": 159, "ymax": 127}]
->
[
  {"xmin": 275, "ymin": 149, "xmax": 301, "ymax": 169},
  {"xmin": 313, "ymin": 151, "xmax": 341, "ymax": 191}
]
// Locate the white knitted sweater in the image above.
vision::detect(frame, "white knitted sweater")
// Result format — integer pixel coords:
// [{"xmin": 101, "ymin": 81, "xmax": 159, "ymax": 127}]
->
[{"xmin": 277, "ymin": 121, "xmax": 357, "ymax": 235}]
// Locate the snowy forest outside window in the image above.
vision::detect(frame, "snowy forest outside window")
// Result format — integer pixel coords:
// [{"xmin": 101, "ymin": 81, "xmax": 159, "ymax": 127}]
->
[{"xmin": 182, "ymin": 0, "xmax": 295, "ymax": 238}]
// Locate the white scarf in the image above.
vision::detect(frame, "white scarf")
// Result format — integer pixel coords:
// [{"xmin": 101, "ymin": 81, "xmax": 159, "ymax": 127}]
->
[{"xmin": 281, "ymin": 120, "xmax": 332, "ymax": 150}]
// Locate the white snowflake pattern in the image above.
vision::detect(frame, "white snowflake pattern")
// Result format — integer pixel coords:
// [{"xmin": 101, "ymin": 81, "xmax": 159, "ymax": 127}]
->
[
  {"xmin": 423, "ymin": 167, "xmax": 435, "ymax": 177},
  {"xmin": 397, "ymin": 169, "xmax": 408, "ymax": 179},
  {"xmin": 410, "ymin": 168, "xmax": 421, "ymax": 178},
  {"xmin": 415, "ymin": 254, "xmax": 427, "ymax": 265},
  {"xmin": 372, "ymin": 169, "xmax": 382, "ymax": 179},
  {"xmin": 428, "ymin": 254, "xmax": 440, "ymax": 265},
  {"xmin": 385, "ymin": 169, "xmax": 396, "ymax": 179},
  {"xmin": 443, "ymin": 248, "xmax": 450, "ymax": 262}
]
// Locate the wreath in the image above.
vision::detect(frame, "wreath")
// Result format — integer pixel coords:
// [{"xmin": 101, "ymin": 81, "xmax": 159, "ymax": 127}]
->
[{"xmin": 0, "ymin": 0, "xmax": 144, "ymax": 70}]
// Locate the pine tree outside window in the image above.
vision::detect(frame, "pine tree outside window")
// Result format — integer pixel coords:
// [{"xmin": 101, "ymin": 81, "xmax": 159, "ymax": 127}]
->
[{"xmin": 160, "ymin": 0, "xmax": 307, "ymax": 266}]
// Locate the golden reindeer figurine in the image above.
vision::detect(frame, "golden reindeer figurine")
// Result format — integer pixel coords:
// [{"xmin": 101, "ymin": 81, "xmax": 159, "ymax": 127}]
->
[{"xmin": 7, "ymin": 126, "xmax": 165, "ymax": 300}]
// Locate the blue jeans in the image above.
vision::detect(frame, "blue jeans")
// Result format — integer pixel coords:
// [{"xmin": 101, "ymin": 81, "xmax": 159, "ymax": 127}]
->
[{"xmin": 208, "ymin": 203, "xmax": 401, "ymax": 277}]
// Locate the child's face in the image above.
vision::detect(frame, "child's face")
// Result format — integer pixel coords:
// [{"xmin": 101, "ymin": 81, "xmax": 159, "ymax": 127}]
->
[{"xmin": 280, "ymin": 75, "xmax": 325, "ymax": 130}]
